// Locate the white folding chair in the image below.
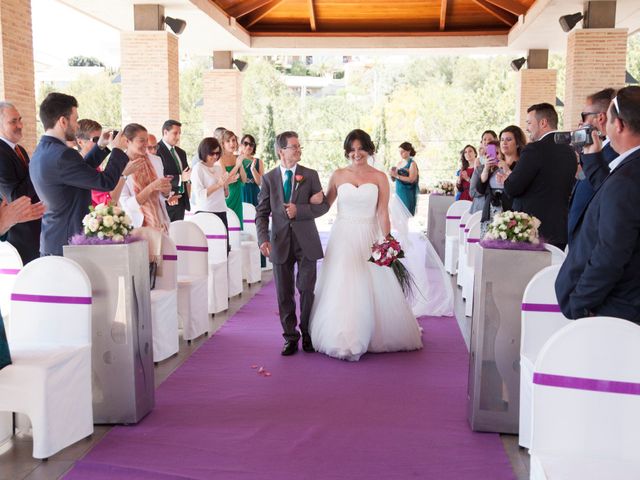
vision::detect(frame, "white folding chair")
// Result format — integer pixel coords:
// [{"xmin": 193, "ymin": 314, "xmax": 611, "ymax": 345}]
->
[
  {"xmin": 169, "ymin": 221, "xmax": 210, "ymax": 340},
  {"xmin": 519, "ymin": 265, "xmax": 571, "ymax": 449},
  {"xmin": 462, "ymin": 214, "xmax": 481, "ymax": 313},
  {"xmin": 0, "ymin": 241, "xmax": 23, "ymax": 328},
  {"xmin": 0, "ymin": 256, "xmax": 93, "ymax": 459},
  {"xmin": 444, "ymin": 200, "xmax": 471, "ymax": 274},
  {"xmin": 456, "ymin": 210, "xmax": 472, "ymax": 283},
  {"xmin": 530, "ymin": 317, "xmax": 640, "ymax": 479},
  {"xmin": 226, "ymin": 209, "xmax": 244, "ymax": 297},
  {"xmin": 150, "ymin": 234, "xmax": 179, "ymax": 362},
  {"xmin": 459, "ymin": 211, "xmax": 481, "ymax": 289},
  {"xmin": 241, "ymin": 203, "xmax": 262, "ymax": 285},
  {"xmin": 543, "ymin": 243, "xmax": 566, "ymax": 265},
  {"xmin": 187, "ymin": 213, "xmax": 229, "ymax": 313}
]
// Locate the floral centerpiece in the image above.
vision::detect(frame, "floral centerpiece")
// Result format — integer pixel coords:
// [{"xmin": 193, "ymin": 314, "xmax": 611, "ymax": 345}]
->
[
  {"xmin": 430, "ymin": 181, "xmax": 455, "ymax": 196},
  {"xmin": 369, "ymin": 235, "xmax": 415, "ymax": 297},
  {"xmin": 69, "ymin": 202, "xmax": 136, "ymax": 245},
  {"xmin": 480, "ymin": 211, "xmax": 545, "ymax": 251}
]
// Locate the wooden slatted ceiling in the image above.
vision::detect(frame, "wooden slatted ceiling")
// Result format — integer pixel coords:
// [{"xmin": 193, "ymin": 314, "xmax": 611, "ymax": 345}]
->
[{"xmin": 211, "ymin": 0, "xmax": 534, "ymax": 35}]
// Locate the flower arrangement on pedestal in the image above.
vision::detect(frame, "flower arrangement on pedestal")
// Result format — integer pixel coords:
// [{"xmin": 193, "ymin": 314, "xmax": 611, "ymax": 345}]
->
[
  {"xmin": 69, "ymin": 203, "xmax": 136, "ymax": 245},
  {"xmin": 480, "ymin": 211, "xmax": 545, "ymax": 251},
  {"xmin": 430, "ymin": 181, "xmax": 455, "ymax": 196}
]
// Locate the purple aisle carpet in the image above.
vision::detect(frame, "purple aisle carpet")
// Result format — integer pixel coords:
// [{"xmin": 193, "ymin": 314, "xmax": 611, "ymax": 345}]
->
[{"xmin": 65, "ymin": 280, "xmax": 514, "ymax": 480}]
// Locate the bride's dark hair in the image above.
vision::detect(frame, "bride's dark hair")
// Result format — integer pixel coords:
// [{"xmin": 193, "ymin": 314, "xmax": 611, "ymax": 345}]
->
[{"xmin": 343, "ymin": 129, "xmax": 376, "ymax": 158}]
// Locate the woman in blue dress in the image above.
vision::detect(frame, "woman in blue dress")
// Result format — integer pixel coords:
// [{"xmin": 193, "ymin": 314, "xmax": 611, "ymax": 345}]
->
[{"xmin": 389, "ymin": 141, "xmax": 419, "ymax": 215}]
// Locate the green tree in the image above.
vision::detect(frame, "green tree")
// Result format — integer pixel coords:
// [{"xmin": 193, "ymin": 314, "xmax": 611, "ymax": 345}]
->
[
  {"xmin": 68, "ymin": 55, "xmax": 105, "ymax": 67},
  {"xmin": 260, "ymin": 104, "xmax": 277, "ymax": 168}
]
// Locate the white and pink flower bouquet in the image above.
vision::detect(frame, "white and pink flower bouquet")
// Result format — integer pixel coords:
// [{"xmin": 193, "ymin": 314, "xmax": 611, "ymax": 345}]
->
[
  {"xmin": 480, "ymin": 211, "xmax": 546, "ymax": 251},
  {"xmin": 80, "ymin": 202, "xmax": 133, "ymax": 243},
  {"xmin": 430, "ymin": 181, "xmax": 455, "ymax": 196},
  {"xmin": 369, "ymin": 235, "xmax": 414, "ymax": 297}
]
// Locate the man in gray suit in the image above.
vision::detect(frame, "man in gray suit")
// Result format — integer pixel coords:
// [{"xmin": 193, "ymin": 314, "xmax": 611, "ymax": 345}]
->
[{"xmin": 256, "ymin": 131, "xmax": 329, "ymax": 355}]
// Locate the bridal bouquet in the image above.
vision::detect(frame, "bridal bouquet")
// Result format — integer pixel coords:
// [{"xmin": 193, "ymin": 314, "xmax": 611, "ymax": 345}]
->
[
  {"xmin": 483, "ymin": 211, "xmax": 541, "ymax": 244},
  {"xmin": 369, "ymin": 236, "xmax": 414, "ymax": 297},
  {"xmin": 81, "ymin": 202, "xmax": 133, "ymax": 242},
  {"xmin": 431, "ymin": 181, "xmax": 455, "ymax": 196}
]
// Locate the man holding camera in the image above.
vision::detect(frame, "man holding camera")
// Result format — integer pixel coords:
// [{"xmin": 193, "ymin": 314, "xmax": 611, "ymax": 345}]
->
[
  {"xmin": 556, "ymin": 86, "xmax": 640, "ymax": 323},
  {"xmin": 503, "ymin": 103, "xmax": 576, "ymax": 250},
  {"xmin": 566, "ymin": 88, "xmax": 618, "ymax": 247}
]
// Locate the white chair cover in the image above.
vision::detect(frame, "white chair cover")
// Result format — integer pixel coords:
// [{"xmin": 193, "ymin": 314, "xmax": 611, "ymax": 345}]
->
[
  {"xmin": 169, "ymin": 221, "xmax": 210, "ymax": 340},
  {"xmin": 462, "ymin": 213, "xmax": 481, "ymax": 314},
  {"xmin": 459, "ymin": 211, "xmax": 481, "ymax": 290},
  {"xmin": 456, "ymin": 210, "xmax": 472, "ymax": 285},
  {"xmin": 530, "ymin": 317, "xmax": 640, "ymax": 479},
  {"xmin": 0, "ymin": 256, "xmax": 93, "ymax": 459},
  {"xmin": 519, "ymin": 264, "xmax": 571, "ymax": 448},
  {"xmin": 543, "ymin": 243, "xmax": 566, "ymax": 265},
  {"xmin": 241, "ymin": 203, "xmax": 262, "ymax": 285},
  {"xmin": 0, "ymin": 241, "xmax": 22, "ymax": 328},
  {"xmin": 226, "ymin": 209, "xmax": 244, "ymax": 297},
  {"xmin": 444, "ymin": 200, "xmax": 471, "ymax": 275},
  {"xmin": 187, "ymin": 214, "xmax": 229, "ymax": 314}
]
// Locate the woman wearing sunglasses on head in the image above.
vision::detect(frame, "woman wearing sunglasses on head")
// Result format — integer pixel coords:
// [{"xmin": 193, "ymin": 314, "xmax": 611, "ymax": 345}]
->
[{"xmin": 239, "ymin": 134, "xmax": 264, "ymax": 207}]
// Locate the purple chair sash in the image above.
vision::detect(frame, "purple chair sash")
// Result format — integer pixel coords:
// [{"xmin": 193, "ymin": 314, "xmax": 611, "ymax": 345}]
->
[
  {"xmin": 228, "ymin": 227, "xmax": 241, "ymax": 232},
  {"xmin": 467, "ymin": 238, "xmax": 480, "ymax": 243},
  {"xmin": 522, "ymin": 303, "xmax": 561, "ymax": 313},
  {"xmin": 0, "ymin": 268, "xmax": 20, "ymax": 275},
  {"xmin": 446, "ymin": 215, "xmax": 462, "ymax": 220},
  {"xmin": 206, "ymin": 235, "xmax": 227, "ymax": 240},
  {"xmin": 11, "ymin": 293, "xmax": 92, "ymax": 304},
  {"xmin": 162, "ymin": 254, "xmax": 178, "ymax": 261},
  {"xmin": 459, "ymin": 223, "xmax": 466, "ymax": 229},
  {"xmin": 176, "ymin": 245, "xmax": 208, "ymax": 253},
  {"xmin": 533, "ymin": 372, "xmax": 640, "ymax": 396},
  {"xmin": 244, "ymin": 219, "xmax": 255, "ymax": 224}
]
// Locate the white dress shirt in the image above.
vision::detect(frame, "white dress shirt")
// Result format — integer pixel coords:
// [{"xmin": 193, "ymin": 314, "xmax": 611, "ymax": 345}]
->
[{"xmin": 190, "ymin": 161, "xmax": 227, "ymax": 212}]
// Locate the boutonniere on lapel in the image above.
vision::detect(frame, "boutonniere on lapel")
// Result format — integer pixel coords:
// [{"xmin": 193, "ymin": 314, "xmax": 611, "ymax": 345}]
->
[{"xmin": 294, "ymin": 174, "xmax": 305, "ymax": 189}]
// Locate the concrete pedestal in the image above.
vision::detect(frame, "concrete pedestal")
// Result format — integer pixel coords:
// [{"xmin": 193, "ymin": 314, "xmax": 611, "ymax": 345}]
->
[
  {"xmin": 426, "ymin": 194, "xmax": 455, "ymax": 262},
  {"xmin": 64, "ymin": 241, "xmax": 155, "ymax": 424},
  {"xmin": 467, "ymin": 245, "xmax": 550, "ymax": 433}
]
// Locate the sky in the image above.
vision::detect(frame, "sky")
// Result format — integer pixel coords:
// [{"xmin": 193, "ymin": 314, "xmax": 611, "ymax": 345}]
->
[{"xmin": 32, "ymin": 0, "xmax": 121, "ymax": 68}]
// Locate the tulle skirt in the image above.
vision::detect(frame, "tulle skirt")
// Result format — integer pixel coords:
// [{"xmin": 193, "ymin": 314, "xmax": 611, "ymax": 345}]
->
[{"xmin": 309, "ymin": 215, "xmax": 423, "ymax": 362}]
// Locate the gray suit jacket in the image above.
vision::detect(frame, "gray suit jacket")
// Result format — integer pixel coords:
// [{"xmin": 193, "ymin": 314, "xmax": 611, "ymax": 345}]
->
[{"xmin": 255, "ymin": 164, "xmax": 329, "ymax": 264}]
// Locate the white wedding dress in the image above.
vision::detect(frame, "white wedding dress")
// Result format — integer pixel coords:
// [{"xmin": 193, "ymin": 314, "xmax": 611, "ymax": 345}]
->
[{"xmin": 309, "ymin": 183, "xmax": 423, "ymax": 361}]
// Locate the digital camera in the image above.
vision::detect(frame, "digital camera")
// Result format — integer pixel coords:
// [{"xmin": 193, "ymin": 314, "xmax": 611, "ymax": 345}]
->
[{"xmin": 554, "ymin": 125, "xmax": 596, "ymax": 148}]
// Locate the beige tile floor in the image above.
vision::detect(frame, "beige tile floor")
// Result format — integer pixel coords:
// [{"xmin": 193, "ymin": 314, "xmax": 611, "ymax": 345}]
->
[{"xmin": 0, "ymin": 270, "xmax": 529, "ymax": 480}]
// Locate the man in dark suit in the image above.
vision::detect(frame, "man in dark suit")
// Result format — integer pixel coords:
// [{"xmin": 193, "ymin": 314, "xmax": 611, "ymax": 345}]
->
[
  {"xmin": 503, "ymin": 103, "xmax": 576, "ymax": 250},
  {"xmin": 0, "ymin": 102, "xmax": 42, "ymax": 263},
  {"xmin": 556, "ymin": 86, "xmax": 640, "ymax": 323},
  {"xmin": 256, "ymin": 131, "xmax": 329, "ymax": 355},
  {"xmin": 567, "ymin": 88, "xmax": 618, "ymax": 247},
  {"xmin": 156, "ymin": 119, "xmax": 190, "ymax": 221},
  {"xmin": 30, "ymin": 92, "xmax": 129, "ymax": 256}
]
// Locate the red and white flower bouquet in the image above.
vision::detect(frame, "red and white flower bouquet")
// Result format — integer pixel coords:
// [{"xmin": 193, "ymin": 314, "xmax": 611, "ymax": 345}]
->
[{"xmin": 368, "ymin": 235, "xmax": 415, "ymax": 297}]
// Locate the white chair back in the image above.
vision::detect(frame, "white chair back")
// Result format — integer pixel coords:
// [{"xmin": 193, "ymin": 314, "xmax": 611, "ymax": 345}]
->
[
  {"xmin": 9, "ymin": 256, "xmax": 92, "ymax": 346},
  {"xmin": 458, "ymin": 210, "xmax": 472, "ymax": 249},
  {"xmin": 531, "ymin": 317, "xmax": 640, "ymax": 461},
  {"xmin": 0, "ymin": 241, "xmax": 22, "ymax": 319},
  {"xmin": 521, "ymin": 264, "xmax": 571, "ymax": 362},
  {"xmin": 445, "ymin": 200, "xmax": 471, "ymax": 237},
  {"xmin": 544, "ymin": 243, "xmax": 566, "ymax": 265},
  {"xmin": 188, "ymin": 213, "xmax": 228, "ymax": 264},
  {"xmin": 226, "ymin": 208, "xmax": 242, "ymax": 250},
  {"xmin": 156, "ymin": 235, "xmax": 178, "ymax": 290},
  {"xmin": 465, "ymin": 213, "xmax": 482, "ymax": 260},
  {"xmin": 242, "ymin": 202, "xmax": 258, "ymax": 240},
  {"xmin": 168, "ymin": 221, "xmax": 208, "ymax": 277}
]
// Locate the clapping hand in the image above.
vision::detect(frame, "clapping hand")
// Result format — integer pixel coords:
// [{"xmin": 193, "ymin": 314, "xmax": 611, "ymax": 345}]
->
[
  {"xmin": 0, "ymin": 197, "xmax": 45, "ymax": 235},
  {"xmin": 227, "ymin": 173, "xmax": 240, "ymax": 184},
  {"xmin": 167, "ymin": 193, "xmax": 182, "ymax": 206},
  {"xmin": 152, "ymin": 176, "xmax": 172, "ymax": 195},
  {"xmin": 181, "ymin": 167, "xmax": 191, "ymax": 183},
  {"xmin": 310, "ymin": 190, "xmax": 324, "ymax": 205},
  {"xmin": 122, "ymin": 156, "xmax": 145, "ymax": 177}
]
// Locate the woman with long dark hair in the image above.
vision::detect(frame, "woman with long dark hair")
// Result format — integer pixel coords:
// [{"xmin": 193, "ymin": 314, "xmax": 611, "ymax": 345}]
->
[
  {"xmin": 389, "ymin": 141, "xmax": 419, "ymax": 215},
  {"xmin": 455, "ymin": 145, "xmax": 477, "ymax": 201}
]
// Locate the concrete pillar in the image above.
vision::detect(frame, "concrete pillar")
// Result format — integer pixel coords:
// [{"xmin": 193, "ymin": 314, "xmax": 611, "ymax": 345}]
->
[
  {"xmin": 203, "ymin": 52, "xmax": 243, "ymax": 137},
  {"xmin": 514, "ymin": 50, "xmax": 557, "ymax": 130},
  {"xmin": 0, "ymin": 0, "xmax": 36, "ymax": 153},
  {"xmin": 120, "ymin": 5, "xmax": 180, "ymax": 135},
  {"xmin": 563, "ymin": 29, "xmax": 627, "ymax": 130}
]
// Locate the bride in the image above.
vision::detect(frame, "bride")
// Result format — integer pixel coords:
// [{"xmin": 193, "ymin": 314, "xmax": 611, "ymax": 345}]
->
[{"xmin": 309, "ymin": 129, "xmax": 423, "ymax": 361}]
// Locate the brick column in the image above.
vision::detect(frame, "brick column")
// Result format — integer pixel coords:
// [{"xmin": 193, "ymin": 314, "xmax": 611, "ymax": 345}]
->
[
  {"xmin": 120, "ymin": 31, "xmax": 179, "ymax": 135},
  {"xmin": 515, "ymin": 70, "xmax": 557, "ymax": 131},
  {"xmin": 202, "ymin": 69, "xmax": 243, "ymax": 137},
  {"xmin": 0, "ymin": 0, "xmax": 36, "ymax": 153},
  {"xmin": 564, "ymin": 29, "xmax": 627, "ymax": 130}
]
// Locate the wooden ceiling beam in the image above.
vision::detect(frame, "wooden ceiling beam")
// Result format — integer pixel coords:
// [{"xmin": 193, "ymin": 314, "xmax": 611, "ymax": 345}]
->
[
  {"xmin": 471, "ymin": 0, "xmax": 517, "ymax": 26},
  {"xmin": 309, "ymin": 0, "xmax": 317, "ymax": 32},
  {"xmin": 483, "ymin": 0, "xmax": 527, "ymax": 16},
  {"xmin": 439, "ymin": 0, "xmax": 448, "ymax": 31},
  {"xmin": 243, "ymin": 0, "xmax": 287, "ymax": 28},
  {"xmin": 227, "ymin": 0, "xmax": 274, "ymax": 19}
]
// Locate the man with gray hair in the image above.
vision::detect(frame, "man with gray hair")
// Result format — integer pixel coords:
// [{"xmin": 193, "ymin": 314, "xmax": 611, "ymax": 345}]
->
[
  {"xmin": 0, "ymin": 101, "xmax": 42, "ymax": 263},
  {"xmin": 256, "ymin": 131, "xmax": 329, "ymax": 355}
]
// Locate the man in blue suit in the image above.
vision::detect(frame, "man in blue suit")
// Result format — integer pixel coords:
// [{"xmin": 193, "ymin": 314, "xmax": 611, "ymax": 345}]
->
[
  {"xmin": 30, "ymin": 93, "xmax": 129, "ymax": 256},
  {"xmin": 567, "ymin": 88, "xmax": 618, "ymax": 247},
  {"xmin": 556, "ymin": 86, "xmax": 640, "ymax": 323}
]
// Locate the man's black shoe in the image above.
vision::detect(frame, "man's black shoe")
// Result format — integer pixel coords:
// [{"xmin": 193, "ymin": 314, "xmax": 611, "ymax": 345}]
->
[
  {"xmin": 281, "ymin": 340, "xmax": 298, "ymax": 356},
  {"xmin": 302, "ymin": 336, "xmax": 315, "ymax": 353}
]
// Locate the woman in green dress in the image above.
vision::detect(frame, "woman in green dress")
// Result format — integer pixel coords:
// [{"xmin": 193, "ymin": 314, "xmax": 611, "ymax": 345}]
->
[
  {"xmin": 220, "ymin": 130, "xmax": 247, "ymax": 227},
  {"xmin": 389, "ymin": 141, "xmax": 419, "ymax": 215},
  {"xmin": 239, "ymin": 134, "xmax": 264, "ymax": 206}
]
